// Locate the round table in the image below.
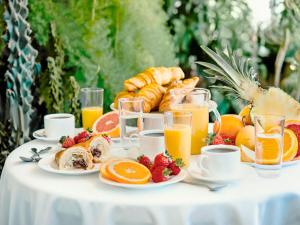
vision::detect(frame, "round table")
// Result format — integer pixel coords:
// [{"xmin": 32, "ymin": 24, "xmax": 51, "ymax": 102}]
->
[{"xmin": 1, "ymin": 140, "xmax": 300, "ymax": 225}]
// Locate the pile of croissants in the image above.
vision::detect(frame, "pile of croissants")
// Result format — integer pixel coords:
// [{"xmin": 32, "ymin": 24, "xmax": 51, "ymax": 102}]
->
[{"xmin": 114, "ymin": 67, "xmax": 199, "ymax": 112}]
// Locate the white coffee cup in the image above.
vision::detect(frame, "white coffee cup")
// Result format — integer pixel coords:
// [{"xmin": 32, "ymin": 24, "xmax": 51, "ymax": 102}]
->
[
  {"xmin": 132, "ymin": 129, "xmax": 165, "ymax": 160},
  {"xmin": 197, "ymin": 145, "xmax": 241, "ymax": 180},
  {"xmin": 44, "ymin": 113, "xmax": 75, "ymax": 139}
]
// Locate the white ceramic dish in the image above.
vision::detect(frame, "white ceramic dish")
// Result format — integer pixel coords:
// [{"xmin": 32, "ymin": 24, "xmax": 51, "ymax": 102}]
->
[
  {"xmin": 38, "ymin": 154, "xmax": 100, "ymax": 175},
  {"xmin": 33, "ymin": 128, "xmax": 84, "ymax": 142},
  {"xmin": 99, "ymin": 170, "xmax": 186, "ymax": 189}
]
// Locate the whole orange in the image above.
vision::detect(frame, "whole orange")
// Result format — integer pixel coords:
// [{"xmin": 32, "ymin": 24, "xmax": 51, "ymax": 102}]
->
[
  {"xmin": 235, "ymin": 125, "xmax": 255, "ymax": 150},
  {"xmin": 213, "ymin": 114, "xmax": 244, "ymax": 139}
]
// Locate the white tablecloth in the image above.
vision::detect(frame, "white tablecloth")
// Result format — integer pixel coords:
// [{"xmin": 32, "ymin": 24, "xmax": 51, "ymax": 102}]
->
[{"xmin": 1, "ymin": 140, "xmax": 300, "ymax": 225}]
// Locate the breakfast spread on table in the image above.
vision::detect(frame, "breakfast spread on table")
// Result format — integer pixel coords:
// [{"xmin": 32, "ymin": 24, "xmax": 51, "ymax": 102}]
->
[{"xmin": 28, "ymin": 59, "xmax": 300, "ymax": 187}]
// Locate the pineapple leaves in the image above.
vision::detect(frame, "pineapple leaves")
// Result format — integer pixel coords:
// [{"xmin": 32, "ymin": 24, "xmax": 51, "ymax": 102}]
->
[{"xmin": 197, "ymin": 45, "xmax": 259, "ymax": 100}]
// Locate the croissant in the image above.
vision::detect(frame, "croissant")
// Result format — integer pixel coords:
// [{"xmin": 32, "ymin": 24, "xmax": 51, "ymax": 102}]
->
[
  {"xmin": 136, "ymin": 83, "xmax": 166, "ymax": 112},
  {"xmin": 113, "ymin": 91, "xmax": 135, "ymax": 109},
  {"xmin": 159, "ymin": 77, "xmax": 199, "ymax": 112},
  {"xmin": 124, "ymin": 67, "xmax": 185, "ymax": 91}
]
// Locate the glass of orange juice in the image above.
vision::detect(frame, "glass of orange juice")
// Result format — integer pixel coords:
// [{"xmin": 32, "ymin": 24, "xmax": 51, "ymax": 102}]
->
[
  {"xmin": 254, "ymin": 115, "xmax": 285, "ymax": 177},
  {"xmin": 164, "ymin": 111, "xmax": 192, "ymax": 166},
  {"xmin": 80, "ymin": 88, "xmax": 104, "ymax": 130},
  {"xmin": 170, "ymin": 88, "xmax": 220, "ymax": 155}
]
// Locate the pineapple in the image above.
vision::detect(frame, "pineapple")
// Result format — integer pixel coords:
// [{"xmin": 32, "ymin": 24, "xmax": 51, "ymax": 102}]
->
[{"xmin": 197, "ymin": 46, "xmax": 300, "ymax": 120}]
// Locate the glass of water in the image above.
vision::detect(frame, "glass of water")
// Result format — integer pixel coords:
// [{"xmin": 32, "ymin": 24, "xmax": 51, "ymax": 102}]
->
[
  {"xmin": 254, "ymin": 115, "xmax": 285, "ymax": 178},
  {"xmin": 118, "ymin": 98, "xmax": 144, "ymax": 149}
]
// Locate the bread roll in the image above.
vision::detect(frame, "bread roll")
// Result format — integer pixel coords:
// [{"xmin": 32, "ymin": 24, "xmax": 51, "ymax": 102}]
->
[
  {"xmin": 55, "ymin": 145, "xmax": 94, "ymax": 170},
  {"xmin": 85, "ymin": 134, "xmax": 111, "ymax": 163}
]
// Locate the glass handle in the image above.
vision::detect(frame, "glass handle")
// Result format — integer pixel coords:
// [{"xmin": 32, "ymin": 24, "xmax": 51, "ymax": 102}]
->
[
  {"xmin": 129, "ymin": 133, "xmax": 139, "ymax": 146},
  {"xmin": 208, "ymin": 100, "xmax": 221, "ymax": 134}
]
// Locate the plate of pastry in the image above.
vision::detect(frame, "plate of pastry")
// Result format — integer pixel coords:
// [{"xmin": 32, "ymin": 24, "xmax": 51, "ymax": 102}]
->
[
  {"xmin": 112, "ymin": 67, "xmax": 200, "ymax": 114},
  {"xmin": 38, "ymin": 133, "xmax": 112, "ymax": 175}
]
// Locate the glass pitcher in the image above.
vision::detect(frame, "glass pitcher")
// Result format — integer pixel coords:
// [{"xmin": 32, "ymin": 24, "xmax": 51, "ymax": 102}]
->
[{"xmin": 170, "ymin": 88, "xmax": 221, "ymax": 155}]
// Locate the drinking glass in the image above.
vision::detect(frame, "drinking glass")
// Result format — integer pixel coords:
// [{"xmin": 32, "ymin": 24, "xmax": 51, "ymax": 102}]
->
[
  {"xmin": 119, "ymin": 98, "xmax": 144, "ymax": 149},
  {"xmin": 254, "ymin": 115, "xmax": 285, "ymax": 177},
  {"xmin": 80, "ymin": 88, "xmax": 104, "ymax": 130},
  {"xmin": 170, "ymin": 88, "xmax": 221, "ymax": 155},
  {"xmin": 164, "ymin": 111, "xmax": 192, "ymax": 167}
]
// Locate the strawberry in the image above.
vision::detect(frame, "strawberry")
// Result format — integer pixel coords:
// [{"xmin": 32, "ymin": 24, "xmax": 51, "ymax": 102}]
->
[
  {"xmin": 212, "ymin": 134, "xmax": 225, "ymax": 145},
  {"xmin": 60, "ymin": 136, "xmax": 75, "ymax": 148},
  {"xmin": 153, "ymin": 153, "xmax": 170, "ymax": 167},
  {"xmin": 151, "ymin": 166, "xmax": 171, "ymax": 183},
  {"xmin": 76, "ymin": 137, "xmax": 89, "ymax": 143},
  {"xmin": 168, "ymin": 158, "xmax": 184, "ymax": 175},
  {"xmin": 211, "ymin": 134, "xmax": 235, "ymax": 145},
  {"xmin": 222, "ymin": 135, "xmax": 235, "ymax": 145},
  {"xmin": 74, "ymin": 131, "xmax": 90, "ymax": 143},
  {"xmin": 137, "ymin": 155, "xmax": 152, "ymax": 169}
]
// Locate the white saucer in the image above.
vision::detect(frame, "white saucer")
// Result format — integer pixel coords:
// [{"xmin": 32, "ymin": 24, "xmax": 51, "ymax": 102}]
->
[
  {"xmin": 38, "ymin": 154, "xmax": 99, "ymax": 175},
  {"xmin": 33, "ymin": 128, "xmax": 83, "ymax": 142},
  {"xmin": 187, "ymin": 161, "xmax": 242, "ymax": 185},
  {"xmin": 187, "ymin": 168, "xmax": 240, "ymax": 185},
  {"xmin": 99, "ymin": 170, "xmax": 186, "ymax": 189}
]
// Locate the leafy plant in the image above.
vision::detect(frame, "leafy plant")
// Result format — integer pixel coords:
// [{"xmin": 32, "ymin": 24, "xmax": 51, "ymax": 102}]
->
[
  {"xmin": 2, "ymin": 0, "xmax": 40, "ymax": 147},
  {"xmin": 28, "ymin": 0, "xmax": 177, "ymax": 111}
]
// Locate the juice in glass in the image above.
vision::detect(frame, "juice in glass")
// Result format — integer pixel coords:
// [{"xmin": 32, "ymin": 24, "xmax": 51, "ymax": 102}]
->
[
  {"xmin": 254, "ymin": 115, "xmax": 284, "ymax": 177},
  {"xmin": 172, "ymin": 104, "xmax": 208, "ymax": 155},
  {"xmin": 82, "ymin": 107, "xmax": 103, "ymax": 130},
  {"xmin": 255, "ymin": 133, "xmax": 282, "ymax": 165},
  {"xmin": 165, "ymin": 124, "xmax": 191, "ymax": 166},
  {"xmin": 80, "ymin": 88, "xmax": 104, "ymax": 130}
]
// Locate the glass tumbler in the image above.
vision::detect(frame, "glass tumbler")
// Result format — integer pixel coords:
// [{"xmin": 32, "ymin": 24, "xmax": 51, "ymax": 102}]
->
[
  {"xmin": 254, "ymin": 114, "xmax": 285, "ymax": 177},
  {"xmin": 80, "ymin": 88, "xmax": 104, "ymax": 130},
  {"xmin": 119, "ymin": 98, "xmax": 144, "ymax": 149},
  {"xmin": 164, "ymin": 111, "xmax": 192, "ymax": 167}
]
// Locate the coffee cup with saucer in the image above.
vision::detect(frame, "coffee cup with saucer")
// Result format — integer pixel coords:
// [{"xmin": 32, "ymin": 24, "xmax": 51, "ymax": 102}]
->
[
  {"xmin": 33, "ymin": 113, "xmax": 76, "ymax": 142},
  {"xmin": 188, "ymin": 145, "xmax": 241, "ymax": 185}
]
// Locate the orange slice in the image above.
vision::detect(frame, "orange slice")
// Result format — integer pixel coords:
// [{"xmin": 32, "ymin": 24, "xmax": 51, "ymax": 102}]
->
[
  {"xmin": 99, "ymin": 158, "xmax": 121, "ymax": 180},
  {"xmin": 106, "ymin": 160, "xmax": 151, "ymax": 184},
  {"xmin": 267, "ymin": 127, "xmax": 298, "ymax": 162}
]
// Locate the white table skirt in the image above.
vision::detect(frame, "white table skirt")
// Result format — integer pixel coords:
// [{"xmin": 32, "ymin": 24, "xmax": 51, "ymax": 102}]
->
[{"xmin": 1, "ymin": 140, "xmax": 300, "ymax": 225}]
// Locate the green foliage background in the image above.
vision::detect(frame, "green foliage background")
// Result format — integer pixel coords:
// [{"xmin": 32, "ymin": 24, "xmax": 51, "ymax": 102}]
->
[{"xmin": 0, "ymin": 0, "xmax": 300, "ymax": 172}]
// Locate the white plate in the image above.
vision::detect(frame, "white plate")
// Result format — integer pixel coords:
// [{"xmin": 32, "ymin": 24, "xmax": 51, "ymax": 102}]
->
[
  {"xmin": 243, "ymin": 159, "xmax": 300, "ymax": 168},
  {"xmin": 99, "ymin": 170, "xmax": 186, "ymax": 189},
  {"xmin": 38, "ymin": 154, "xmax": 99, "ymax": 175},
  {"xmin": 33, "ymin": 128, "xmax": 83, "ymax": 142}
]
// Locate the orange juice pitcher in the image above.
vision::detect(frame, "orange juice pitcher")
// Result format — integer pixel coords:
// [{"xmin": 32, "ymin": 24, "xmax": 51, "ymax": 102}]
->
[{"xmin": 170, "ymin": 88, "xmax": 221, "ymax": 155}]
